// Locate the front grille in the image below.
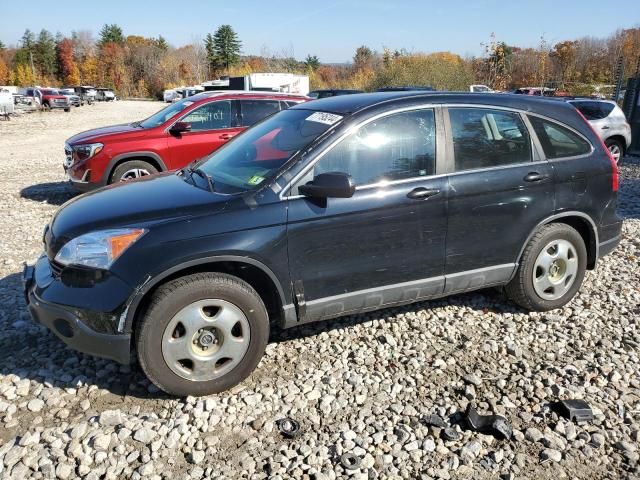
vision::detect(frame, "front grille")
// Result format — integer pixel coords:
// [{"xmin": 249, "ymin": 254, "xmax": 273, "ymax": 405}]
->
[{"xmin": 50, "ymin": 259, "xmax": 64, "ymax": 277}]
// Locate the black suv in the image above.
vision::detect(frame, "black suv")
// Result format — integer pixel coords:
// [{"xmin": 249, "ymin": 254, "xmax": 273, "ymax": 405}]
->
[{"xmin": 24, "ymin": 92, "xmax": 622, "ymax": 396}]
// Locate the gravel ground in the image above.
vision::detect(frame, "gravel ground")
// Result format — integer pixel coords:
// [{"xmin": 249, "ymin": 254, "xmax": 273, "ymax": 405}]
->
[{"xmin": 0, "ymin": 103, "xmax": 639, "ymax": 480}]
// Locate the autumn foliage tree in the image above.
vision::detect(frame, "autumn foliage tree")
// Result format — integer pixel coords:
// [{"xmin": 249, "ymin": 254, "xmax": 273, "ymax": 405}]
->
[
  {"xmin": 2, "ymin": 24, "xmax": 640, "ymax": 99},
  {"xmin": 57, "ymin": 38, "xmax": 80, "ymax": 85}
]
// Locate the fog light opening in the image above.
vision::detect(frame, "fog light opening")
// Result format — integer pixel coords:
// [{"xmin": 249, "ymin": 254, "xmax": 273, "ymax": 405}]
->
[{"xmin": 53, "ymin": 318, "xmax": 74, "ymax": 338}]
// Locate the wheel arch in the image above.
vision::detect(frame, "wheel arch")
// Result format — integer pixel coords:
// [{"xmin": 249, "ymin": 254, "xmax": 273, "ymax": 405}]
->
[
  {"xmin": 516, "ymin": 212, "xmax": 599, "ymax": 272},
  {"xmin": 123, "ymin": 256, "xmax": 290, "ymax": 336},
  {"xmin": 106, "ymin": 152, "xmax": 167, "ymax": 184}
]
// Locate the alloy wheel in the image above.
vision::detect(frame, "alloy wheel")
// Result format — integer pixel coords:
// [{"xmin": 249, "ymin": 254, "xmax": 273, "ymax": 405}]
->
[
  {"xmin": 119, "ymin": 168, "xmax": 150, "ymax": 181},
  {"xmin": 608, "ymin": 144, "xmax": 622, "ymax": 163}
]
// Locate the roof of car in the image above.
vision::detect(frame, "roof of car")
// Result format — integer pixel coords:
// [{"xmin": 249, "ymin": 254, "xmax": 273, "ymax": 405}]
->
[
  {"xmin": 292, "ymin": 91, "xmax": 579, "ymax": 116},
  {"xmin": 190, "ymin": 91, "xmax": 309, "ymax": 102}
]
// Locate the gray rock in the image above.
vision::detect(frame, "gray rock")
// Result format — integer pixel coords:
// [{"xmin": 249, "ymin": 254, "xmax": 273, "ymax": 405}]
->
[
  {"xmin": 27, "ymin": 399, "xmax": 44, "ymax": 412},
  {"xmin": 541, "ymin": 448, "xmax": 562, "ymax": 462},
  {"xmin": 98, "ymin": 409, "xmax": 123, "ymax": 427},
  {"xmin": 463, "ymin": 373, "xmax": 482, "ymax": 386},
  {"xmin": 133, "ymin": 428, "xmax": 156, "ymax": 444}
]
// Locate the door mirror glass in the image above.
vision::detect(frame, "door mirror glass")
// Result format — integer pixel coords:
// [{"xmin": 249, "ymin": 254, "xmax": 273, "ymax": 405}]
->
[
  {"xmin": 298, "ymin": 172, "xmax": 355, "ymax": 198},
  {"xmin": 170, "ymin": 121, "xmax": 192, "ymax": 134}
]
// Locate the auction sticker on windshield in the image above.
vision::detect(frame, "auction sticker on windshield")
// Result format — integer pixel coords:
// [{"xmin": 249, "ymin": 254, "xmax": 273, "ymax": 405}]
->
[
  {"xmin": 247, "ymin": 175, "xmax": 265, "ymax": 186},
  {"xmin": 306, "ymin": 112, "xmax": 343, "ymax": 125}
]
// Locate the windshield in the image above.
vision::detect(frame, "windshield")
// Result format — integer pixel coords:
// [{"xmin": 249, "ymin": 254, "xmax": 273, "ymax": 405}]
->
[
  {"xmin": 41, "ymin": 89, "xmax": 57, "ymax": 95},
  {"xmin": 139, "ymin": 97, "xmax": 196, "ymax": 128},
  {"xmin": 193, "ymin": 109, "xmax": 341, "ymax": 194}
]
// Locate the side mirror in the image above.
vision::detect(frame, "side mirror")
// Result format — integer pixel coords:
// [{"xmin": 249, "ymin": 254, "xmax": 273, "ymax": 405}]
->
[
  {"xmin": 298, "ymin": 172, "xmax": 355, "ymax": 199},
  {"xmin": 170, "ymin": 121, "xmax": 191, "ymax": 135}
]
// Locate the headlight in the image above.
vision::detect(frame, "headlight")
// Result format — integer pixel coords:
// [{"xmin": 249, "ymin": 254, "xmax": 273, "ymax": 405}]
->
[
  {"xmin": 73, "ymin": 142, "xmax": 104, "ymax": 162},
  {"xmin": 55, "ymin": 228, "xmax": 146, "ymax": 269}
]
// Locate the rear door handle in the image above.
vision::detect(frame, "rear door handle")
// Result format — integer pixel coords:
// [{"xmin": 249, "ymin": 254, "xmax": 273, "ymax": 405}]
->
[
  {"xmin": 523, "ymin": 172, "xmax": 547, "ymax": 182},
  {"xmin": 219, "ymin": 133, "xmax": 236, "ymax": 140},
  {"xmin": 407, "ymin": 187, "xmax": 440, "ymax": 200}
]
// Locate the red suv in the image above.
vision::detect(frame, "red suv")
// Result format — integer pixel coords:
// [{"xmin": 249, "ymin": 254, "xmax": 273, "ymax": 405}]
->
[{"xmin": 64, "ymin": 92, "xmax": 308, "ymax": 191}]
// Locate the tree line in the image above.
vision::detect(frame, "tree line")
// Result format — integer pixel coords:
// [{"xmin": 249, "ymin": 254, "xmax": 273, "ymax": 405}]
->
[{"xmin": 0, "ymin": 24, "xmax": 639, "ymax": 99}]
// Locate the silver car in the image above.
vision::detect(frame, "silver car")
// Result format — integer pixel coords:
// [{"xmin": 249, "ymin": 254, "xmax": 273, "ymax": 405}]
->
[{"xmin": 568, "ymin": 99, "xmax": 632, "ymax": 163}]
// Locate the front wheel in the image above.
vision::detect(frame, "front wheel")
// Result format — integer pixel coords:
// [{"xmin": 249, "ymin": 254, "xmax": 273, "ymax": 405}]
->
[
  {"xmin": 110, "ymin": 160, "xmax": 158, "ymax": 184},
  {"xmin": 506, "ymin": 223, "xmax": 587, "ymax": 311},
  {"xmin": 136, "ymin": 273, "xmax": 269, "ymax": 396},
  {"xmin": 64, "ymin": 108, "xmax": 70, "ymax": 112}
]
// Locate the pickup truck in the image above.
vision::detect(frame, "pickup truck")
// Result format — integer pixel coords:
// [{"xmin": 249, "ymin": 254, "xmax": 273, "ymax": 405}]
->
[{"xmin": 39, "ymin": 89, "xmax": 71, "ymax": 112}]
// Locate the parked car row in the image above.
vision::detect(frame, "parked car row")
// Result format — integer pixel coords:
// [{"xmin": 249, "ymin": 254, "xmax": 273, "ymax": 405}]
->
[
  {"xmin": 23, "ymin": 89, "xmax": 624, "ymax": 396},
  {"xmin": 14, "ymin": 86, "xmax": 116, "ymax": 113}
]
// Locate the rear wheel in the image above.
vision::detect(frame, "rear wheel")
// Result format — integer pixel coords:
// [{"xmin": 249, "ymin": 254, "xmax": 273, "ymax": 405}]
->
[
  {"xmin": 64, "ymin": 108, "xmax": 70, "ymax": 112},
  {"xmin": 111, "ymin": 160, "xmax": 158, "ymax": 184},
  {"xmin": 605, "ymin": 138, "xmax": 624, "ymax": 164},
  {"xmin": 506, "ymin": 223, "xmax": 587, "ymax": 311},
  {"xmin": 136, "ymin": 273, "xmax": 269, "ymax": 396}
]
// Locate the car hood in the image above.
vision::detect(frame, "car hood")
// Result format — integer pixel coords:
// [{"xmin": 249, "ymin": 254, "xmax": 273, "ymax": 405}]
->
[
  {"xmin": 48, "ymin": 173, "xmax": 231, "ymax": 255},
  {"xmin": 67, "ymin": 123, "xmax": 144, "ymax": 144}
]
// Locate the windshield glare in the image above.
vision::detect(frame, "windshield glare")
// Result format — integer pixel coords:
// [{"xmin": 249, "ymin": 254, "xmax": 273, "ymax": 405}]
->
[
  {"xmin": 195, "ymin": 109, "xmax": 338, "ymax": 194},
  {"xmin": 139, "ymin": 97, "xmax": 197, "ymax": 128}
]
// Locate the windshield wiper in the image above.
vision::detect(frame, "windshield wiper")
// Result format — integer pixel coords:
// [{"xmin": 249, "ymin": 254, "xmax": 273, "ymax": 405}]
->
[{"xmin": 189, "ymin": 167, "xmax": 215, "ymax": 193}]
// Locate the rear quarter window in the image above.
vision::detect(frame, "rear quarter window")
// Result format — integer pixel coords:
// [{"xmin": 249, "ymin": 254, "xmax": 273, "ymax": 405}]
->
[
  {"xmin": 528, "ymin": 116, "xmax": 591, "ymax": 159},
  {"xmin": 572, "ymin": 101, "xmax": 614, "ymax": 120}
]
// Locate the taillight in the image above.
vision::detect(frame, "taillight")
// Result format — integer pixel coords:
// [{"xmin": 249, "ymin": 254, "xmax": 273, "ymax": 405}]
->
[{"xmin": 575, "ymin": 108, "xmax": 618, "ymax": 192}]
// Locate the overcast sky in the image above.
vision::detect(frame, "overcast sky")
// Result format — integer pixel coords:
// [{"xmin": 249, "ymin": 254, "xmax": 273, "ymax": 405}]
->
[{"xmin": 2, "ymin": 0, "xmax": 639, "ymax": 63}]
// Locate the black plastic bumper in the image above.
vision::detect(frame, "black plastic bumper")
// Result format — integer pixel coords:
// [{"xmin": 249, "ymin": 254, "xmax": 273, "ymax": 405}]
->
[
  {"xmin": 598, "ymin": 220, "xmax": 623, "ymax": 259},
  {"xmin": 599, "ymin": 234, "xmax": 622, "ymax": 258},
  {"xmin": 23, "ymin": 264, "xmax": 132, "ymax": 364}
]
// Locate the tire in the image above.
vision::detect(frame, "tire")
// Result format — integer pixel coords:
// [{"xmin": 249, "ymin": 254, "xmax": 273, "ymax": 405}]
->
[
  {"xmin": 64, "ymin": 108, "xmax": 70, "ymax": 112},
  {"xmin": 136, "ymin": 273, "xmax": 270, "ymax": 396},
  {"xmin": 42, "ymin": 102, "xmax": 50, "ymax": 111},
  {"xmin": 110, "ymin": 160, "xmax": 158, "ymax": 184},
  {"xmin": 605, "ymin": 138, "xmax": 624, "ymax": 164},
  {"xmin": 506, "ymin": 223, "xmax": 587, "ymax": 311}
]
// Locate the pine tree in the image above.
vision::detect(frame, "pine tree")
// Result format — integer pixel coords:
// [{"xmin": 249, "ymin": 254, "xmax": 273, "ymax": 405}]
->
[
  {"xmin": 212, "ymin": 25, "xmax": 241, "ymax": 71},
  {"xmin": 35, "ymin": 29, "xmax": 57, "ymax": 78},
  {"xmin": 204, "ymin": 33, "xmax": 216, "ymax": 70},
  {"xmin": 304, "ymin": 55, "xmax": 320, "ymax": 71},
  {"xmin": 98, "ymin": 24, "xmax": 124, "ymax": 46},
  {"xmin": 0, "ymin": 39, "xmax": 5, "ymax": 51},
  {"xmin": 155, "ymin": 36, "xmax": 168, "ymax": 52}
]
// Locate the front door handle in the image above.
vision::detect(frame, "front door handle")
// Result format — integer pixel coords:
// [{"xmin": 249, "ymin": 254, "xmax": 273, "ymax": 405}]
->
[
  {"xmin": 523, "ymin": 172, "xmax": 547, "ymax": 182},
  {"xmin": 601, "ymin": 125, "xmax": 610, "ymax": 130},
  {"xmin": 407, "ymin": 187, "xmax": 440, "ymax": 200},
  {"xmin": 219, "ymin": 133, "xmax": 236, "ymax": 140}
]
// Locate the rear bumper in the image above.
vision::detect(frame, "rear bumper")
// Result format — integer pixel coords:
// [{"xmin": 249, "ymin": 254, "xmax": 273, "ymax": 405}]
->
[
  {"xmin": 598, "ymin": 220, "xmax": 623, "ymax": 259},
  {"xmin": 22, "ymin": 259, "xmax": 132, "ymax": 364},
  {"xmin": 598, "ymin": 233, "xmax": 621, "ymax": 258}
]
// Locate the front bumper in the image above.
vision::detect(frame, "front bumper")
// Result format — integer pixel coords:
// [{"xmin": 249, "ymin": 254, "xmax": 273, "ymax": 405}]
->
[{"xmin": 23, "ymin": 258, "xmax": 132, "ymax": 364}]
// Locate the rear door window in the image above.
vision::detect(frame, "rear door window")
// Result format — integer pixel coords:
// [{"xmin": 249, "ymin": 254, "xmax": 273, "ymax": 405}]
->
[
  {"xmin": 528, "ymin": 116, "xmax": 591, "ymax": 159},
  {"xmin": 448, "ymin": 108, "xmax": 532, "ymax": 171},
  {"xmin": 239, "ymin": 100, "xmax": 281, "ymax": 126}
]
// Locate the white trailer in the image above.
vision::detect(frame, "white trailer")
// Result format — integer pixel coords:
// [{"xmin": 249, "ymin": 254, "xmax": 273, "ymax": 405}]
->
[{"xmin": 230, "ymin": 73, "xmax": 310, "ymax": 96}]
